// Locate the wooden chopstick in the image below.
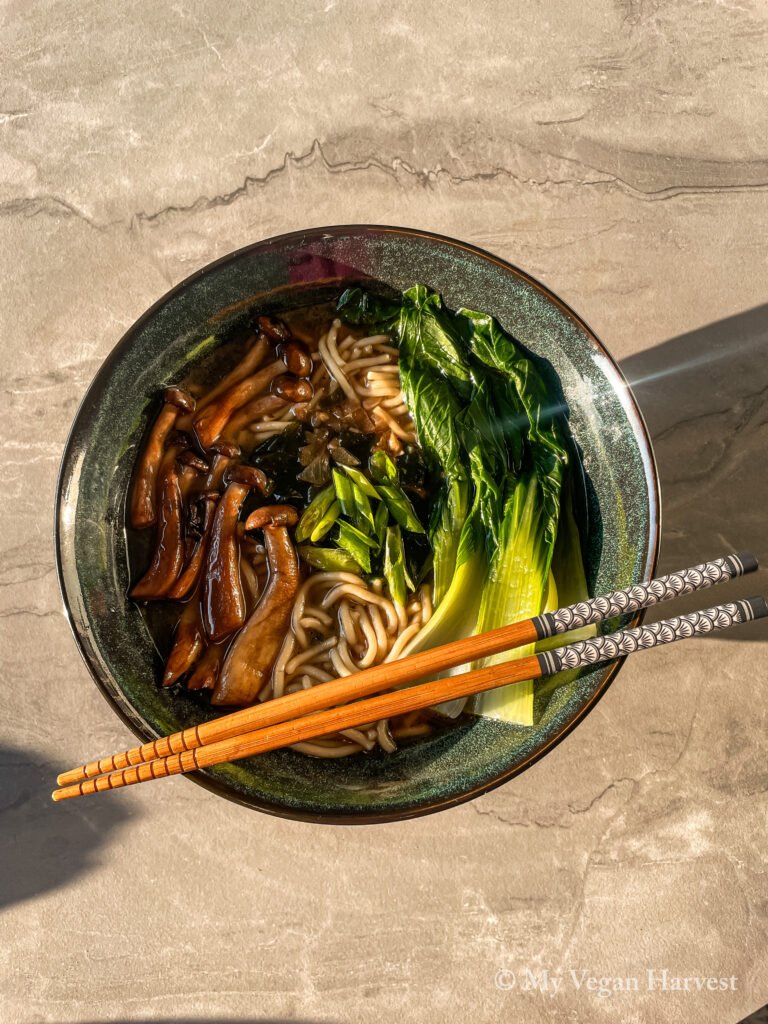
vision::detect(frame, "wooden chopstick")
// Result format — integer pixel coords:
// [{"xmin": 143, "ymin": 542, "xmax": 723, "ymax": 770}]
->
[
  {"xmin": 52, "ymin": 594, "xmax": 767, "ymax": 801},
  {"xmin": 56, "ymin": 552, "xmax": 756, "ymax": 789}
]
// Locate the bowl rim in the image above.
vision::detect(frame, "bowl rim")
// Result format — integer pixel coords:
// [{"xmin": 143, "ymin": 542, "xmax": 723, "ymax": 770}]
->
[{"xmin": 55, "ymin": 223, "xmax": 661, "ymax": 824}]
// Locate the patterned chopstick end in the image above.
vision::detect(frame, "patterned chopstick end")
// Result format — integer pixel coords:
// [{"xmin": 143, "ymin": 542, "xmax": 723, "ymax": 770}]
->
[{"xmin": 537, "ymin": 596, "xmax": 767, "ymax": 676}]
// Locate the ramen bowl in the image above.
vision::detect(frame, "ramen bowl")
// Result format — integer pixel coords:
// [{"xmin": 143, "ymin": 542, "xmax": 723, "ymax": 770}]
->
[{"xmin": 55, "ymin": 225, "xmax": 659, "ymax": 823}]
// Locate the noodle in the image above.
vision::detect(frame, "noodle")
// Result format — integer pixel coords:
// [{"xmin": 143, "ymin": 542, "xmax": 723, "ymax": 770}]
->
[
  {"xmin": 355, "ymin": 611, "xmax": 380, "ymax": 668},
  {"xmin": 368, "ymin": 604, "xmax": 390, "ymax": 649},
  {"xmin": 265, "ymin": 571, "xmax": 434, "ymax": 757},
  {"xmin": 290, "ymin": 741, "xmax": 361, "ymax": 758},
  {"xmin": 376, "ymin": 719, "xmax": 396, "ymax": 753},
  {"xmin": 384, "ymin": 622, "xmax": 422, "ymax": 662},
  {"xmin": 319, "ymin": 321, "xmax": 359, "ymax": 404}
]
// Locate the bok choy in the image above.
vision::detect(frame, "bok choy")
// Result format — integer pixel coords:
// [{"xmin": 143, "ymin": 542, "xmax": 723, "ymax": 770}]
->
[{"xmin": 337, "ymin": 284, "xmax": 592, "ymax": 725}]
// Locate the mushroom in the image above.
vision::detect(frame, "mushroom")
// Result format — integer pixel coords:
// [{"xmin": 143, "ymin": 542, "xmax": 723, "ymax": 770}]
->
[
  {"xmin": 166, "ymin": 491, "xmax": 218, "ymax": 601},
  {"xmin": 278, "ymin": 339, "xmax": 313, "ymax": 377},
  {"xmin": 256, "ymin": 315, "xmax": 290, "ymax": 342},
  {"xmin": 162, "ymin": 598, "xmax": 205, "ymax": 686},
  {"xmin": 203, "ymin": 440, "xmax": 241, "ymax": 492},
  {"xmin": 212, "ymin": 504, "xmax": 300, "ymax": 706},
  {"xmin": 177, "ymin": 449, "xmax": 209, "ymax": 478},
  {"xmin": 180, "ymin": 335, "xmax": 271, "ymax": 428},
  {"xmin": 202, "ymin": 465, "xmax": 271, "ymax": 642},
  {"xmin": 130, "ymin": 442, "xmax": 197, "ymax": 601},
  {"xmin": 220, "ymin": 394, "xmax": 286, "ymax": 443},
  {"xmin": 193, "ymin": 359, "xmax": 286, "ymax": 449},
  {"xmin": 130, "ymin": 387, "xmax": 195, "ymax": 529},
  {"xmin": 186, "ymin": 642, "xmax": 224, "ymax": 691},
  {"xmin": 269, "ymin": 374, "xmax": 314, "ymax": 403}
]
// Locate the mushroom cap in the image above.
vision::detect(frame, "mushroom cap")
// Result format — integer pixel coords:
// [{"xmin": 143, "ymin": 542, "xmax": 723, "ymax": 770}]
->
[
  {"xmin": 177, "ymin": 450, "xmax": 210, "ymax": 473},
  {"xmin": 256, "ymin": 315, "xmax": 290, "ymax": 342},
  {"xmin": 163, "ymin": 386, "xmax": 196, "ymax": 413},
  {"xmin": 245, "ymin": 504, "xmax": 299, "ymax": 530},
  {"xmin": 223, "ymin": 464, "xmax": 272, "ymax": 493},
  {"xmin": 270, "ymin": 374, "xmax": 314, "ymax": 402},
  {"xmin": 209, "ymin": 440, "xmax": 241, "ymax": 458},
  {"xmin": 278, "ymin": 339, "xmax": 313, "ymax": 378}
]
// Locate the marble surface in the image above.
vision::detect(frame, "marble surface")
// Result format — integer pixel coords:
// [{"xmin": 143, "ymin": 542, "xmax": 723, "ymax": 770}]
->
[{"xmin": 2, "ymin": 1, "xmax": 768, "ymax": 1022}]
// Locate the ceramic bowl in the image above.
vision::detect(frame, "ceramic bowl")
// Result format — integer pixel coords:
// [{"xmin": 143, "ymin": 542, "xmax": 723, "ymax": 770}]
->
[{"xmin": 55, "ymin": 225, "xmax": 659, "ymax": 823}]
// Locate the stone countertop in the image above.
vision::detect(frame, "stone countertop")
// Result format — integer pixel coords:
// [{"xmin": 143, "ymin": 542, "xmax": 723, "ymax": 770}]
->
[{"xmin": 2, "ymin": 3, "xmax": 768, "ymax": 1022}]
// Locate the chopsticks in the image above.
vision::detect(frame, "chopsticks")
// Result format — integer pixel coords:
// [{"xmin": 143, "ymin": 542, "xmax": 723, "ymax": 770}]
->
[
  {"xmin": 52, "ymin": 552, "xmax": 761, "ymax": 802},
  {"xmin": 54, "ymin": 592, "xmax": 767, "ymax": 801}
]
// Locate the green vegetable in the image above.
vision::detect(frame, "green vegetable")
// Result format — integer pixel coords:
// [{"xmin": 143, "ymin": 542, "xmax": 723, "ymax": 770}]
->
[
  {"xmin": 377, "ymin": 484, "xmax": 424, "ymax": 535},
  {"xmin": 470, "ymin": 471, "xmax": 553, "ymax": 724},
  {"xmin": 309, "ymin": 500, "xmax": 341, "ymax": 542},
  {"xmin": 298, "ymin": 545, "xmax": 361, "ymax": 573},
  {"xmin": 336, "ymin": 521, "xmax": 376, "ymax": 573},
  {"xmin": 533, "ymin": 474, "xmax": 597, "ymax": 702},
  {"xmin": 482, "ymin": 477, "xmax": 549, "ymax": 613},
  {"xmin": 336, "ymin": 287, "xmax": 400, "ymax": 328},
  {"xmin": 456, "ymin": 374, "xmax": 509, "ymax": 550},
  {"xmin": 397, "ymin": 284, "xmax": 472, "ymax": 399},
  {"xmin": 398, "ymin": 357, "xmax": 470, "ymax": 603},
  {"xmin": 373, "ymin": 499, "xmax": 389, "ymax": 551},
  {"xmin": 369, "ymin": 449, "xmax": 399, "ymax": 486},
  {"xmin": 332, "ymin": 468, "xmax": 356, "ymax": 519},
  {"xmin": 349, "ymin": 479, "xmax": 375, "ymax": 533},
  {"xmin": 332, "ymin": 468, "xmax": 374, "ymax": 533},
  {"xmin": 340, "ymin": 464, "xmax": 380, "ymax": 500},
  {"xmin": 295, "ymin": 484, "xmax": 335, "ymax": 543},
  {"xmin": 368, "ymin": 449, "xmax": 425, "ymax": 535},
  {"xmin": 458, "ymin": 308, "xmax": 571, "ymax": 724},
  {"xmin": 383, "ymin": 525, "xmax": 413, "ymax": 606},
  {"xmin": 460, "ymin": 307, "xmax": 568, "ymax": 554},
  {"xmin": 346, "ymin": 284, "xmax": 473, "ymax": 603},
  {"xmin": 395, "ymin": 510, "xmax": 486, "ymax": 673}
]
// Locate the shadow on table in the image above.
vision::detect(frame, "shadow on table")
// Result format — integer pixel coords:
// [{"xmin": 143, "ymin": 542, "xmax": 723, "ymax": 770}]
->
[
  {"xmin": 620, "ymin": 302, "xmax": 768, "ymax": 639},
  {"xmin": 740, "ymin": 1004, "xmax": 768, "ymax": 1023},
  {"xmin": 0, "ymin": 742, "xmax": 134, "ymax": 911}
]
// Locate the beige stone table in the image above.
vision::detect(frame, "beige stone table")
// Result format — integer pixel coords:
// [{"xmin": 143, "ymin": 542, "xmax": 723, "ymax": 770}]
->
[{"xmin": 3, "ymin": 3, "xmax": 767, "ymax": 1022}]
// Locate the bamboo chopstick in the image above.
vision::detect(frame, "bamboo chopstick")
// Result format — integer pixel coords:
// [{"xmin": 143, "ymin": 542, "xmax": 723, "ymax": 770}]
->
[
  {"xmin": 52, "ymin": 594, "xmax": 767, "ymax": 801},
  {"xmin": 56, "ymin": 552, "xmax": 757, "ymax": 789}
]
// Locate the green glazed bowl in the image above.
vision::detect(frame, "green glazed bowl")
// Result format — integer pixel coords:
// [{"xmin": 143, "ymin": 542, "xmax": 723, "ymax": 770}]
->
[{"xmin": 55, "ymin": 225, "xmax": 659, "ymax": 823}]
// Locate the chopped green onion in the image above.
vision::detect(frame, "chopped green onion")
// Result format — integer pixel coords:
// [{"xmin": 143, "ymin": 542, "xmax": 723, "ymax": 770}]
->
[
  {"xmin": 309, "ymin": 499, "xmax": 341, "ymax": 542},
  {"xmin": 336, "ymin": 520, "xmax": 376, "ymax": 572},
  {"xmin": 383, "ymin": 525, "xmax": 413, "ymax": 606},
  {"xmin": 369, "ymin": 449, "xmax": 399, "ymax": 486},
  {"xmin": 332, "ymin": 467, "xmax": 356, "ymax": 517},
  {"xmin": 298, "ymin": 545, "xmax": 361, "ymax": 574},
  {"xmin": 295, "ymin": 484, "xmax": 335, "ymax": 543},
  {"xmin": 373, "ymin": 500, "xmax": 389, "ymax": 551},
  {"xmin": 334, "ymin": 468, "xmax": 374, "ymax": 533},
  {"xmin": 341, "ymin": 464, "xmax": 381, "ymax": 499},
  {"xmin": 377, "ymin": 483, "xmax": 425, "ymax": 534},
  {"xmin": 351, "ymin": 480, "xmax": 376, "ymax": 533}
]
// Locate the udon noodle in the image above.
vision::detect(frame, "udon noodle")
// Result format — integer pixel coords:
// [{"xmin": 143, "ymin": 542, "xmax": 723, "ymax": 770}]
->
[{"xmin": 269, "ymin": 572, "xmax": 432, "ymax": 756}]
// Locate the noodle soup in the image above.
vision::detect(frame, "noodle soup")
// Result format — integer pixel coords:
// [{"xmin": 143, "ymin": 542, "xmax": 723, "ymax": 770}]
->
[{"xmin": 127, "ymin": 285, "xmax": 591, "ymax": 758}]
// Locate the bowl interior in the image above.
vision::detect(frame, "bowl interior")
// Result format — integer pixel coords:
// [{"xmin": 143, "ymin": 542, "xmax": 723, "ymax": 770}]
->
[{"xmin": 56, "ymin": 226, "xmax": 658, "ymax": 822}]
